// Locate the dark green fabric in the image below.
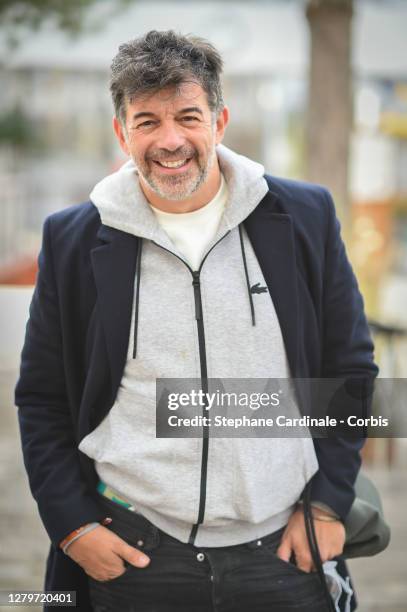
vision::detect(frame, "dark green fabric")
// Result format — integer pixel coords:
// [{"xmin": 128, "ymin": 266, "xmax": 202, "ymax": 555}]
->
[{"xmin": 343, "ymin": 472, "xmax": 391, "ymax": 558}]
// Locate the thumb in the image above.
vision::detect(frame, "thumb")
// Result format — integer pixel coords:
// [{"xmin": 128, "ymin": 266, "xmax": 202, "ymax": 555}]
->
[
  {"xmin": 276, "ymin": 537, "xmax": 292, "ymax": 563},
  {"xmin": 121, "ymin": 542, "xmax": 150, "ymax": 568}
]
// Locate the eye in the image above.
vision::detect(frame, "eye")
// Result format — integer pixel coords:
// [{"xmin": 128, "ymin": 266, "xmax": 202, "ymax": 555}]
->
[
  {"xmin": 136, "ymin": 120, "xmax": 157, "ymax": 129},
  {"xmin": 180, "ymin": 116, "xmax": 199, "ymax": 123}
]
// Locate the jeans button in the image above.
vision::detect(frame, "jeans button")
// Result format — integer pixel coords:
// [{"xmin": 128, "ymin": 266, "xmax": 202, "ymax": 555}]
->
[
  {"xmin": 256, "ymin": 539, "xmax": 262, "ymax": 547},
  {"xmin": 196, "ymin": 552, "xmax": 205, "ymax": 562},
  {"xmin": 137, "ymin": 539, "xmax": 144, "ymax": 547}
]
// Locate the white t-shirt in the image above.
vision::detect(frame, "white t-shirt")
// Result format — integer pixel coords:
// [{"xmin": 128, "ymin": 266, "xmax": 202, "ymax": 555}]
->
[{"xmin": 150, "ymin": 174, "xmax": 228, "ymax": 271}]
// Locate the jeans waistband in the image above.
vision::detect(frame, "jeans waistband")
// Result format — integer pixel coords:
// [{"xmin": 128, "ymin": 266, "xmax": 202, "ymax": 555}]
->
[
  {"xmin": 95, "ymin": 491, "xmax": 161, "ymax": 549},
  {"xmin": 96, "ymin": 489, "xmax": 287, "ymax": 552}
]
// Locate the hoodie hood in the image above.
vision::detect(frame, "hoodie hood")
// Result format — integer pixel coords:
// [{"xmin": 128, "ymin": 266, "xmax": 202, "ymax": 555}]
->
[
  {"xmin": 90, "ymin": 144, "xmax": 269, "ymax": 239},
  {"xmin": 217, "ymin": 144, "xmax": 269, "ymax": 230}
]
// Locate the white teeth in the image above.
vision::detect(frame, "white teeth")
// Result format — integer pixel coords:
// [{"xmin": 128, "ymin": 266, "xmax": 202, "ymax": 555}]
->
[{"xmin": 158, "ymin": 159, "xmax": 188, "ymax": 168}]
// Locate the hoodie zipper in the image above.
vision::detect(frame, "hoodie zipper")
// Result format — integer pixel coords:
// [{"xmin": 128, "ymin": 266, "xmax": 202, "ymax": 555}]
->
[
  {"xmin": 151, "ymin": 231, "xmax": 230, "ymax": 544},
  {"xmin": 189, "ymin": 269, "xmax": 209, "ymax": 544}
]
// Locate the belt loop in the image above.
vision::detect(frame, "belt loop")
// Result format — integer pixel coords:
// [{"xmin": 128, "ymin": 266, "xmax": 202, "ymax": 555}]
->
[{"xmin": 149, "ymin": 523, "xmax": 160, "ymax": 548}]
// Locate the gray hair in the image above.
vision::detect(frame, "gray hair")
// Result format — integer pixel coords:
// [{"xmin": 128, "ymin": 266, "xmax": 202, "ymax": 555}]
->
[{"xmin": 110, "ymin": 30, "xmax": 224, "ymax": 124}]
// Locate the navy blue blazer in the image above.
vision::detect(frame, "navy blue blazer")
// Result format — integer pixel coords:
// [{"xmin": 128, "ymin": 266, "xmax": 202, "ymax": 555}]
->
[{"xmin": 15, "ymin": 175, "xmax": 378, "ymax": 610}]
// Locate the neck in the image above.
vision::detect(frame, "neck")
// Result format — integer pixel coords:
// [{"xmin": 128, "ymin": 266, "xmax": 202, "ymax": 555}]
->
[{"xmin": 139, "ymin": 161, "xmax": 222, "ymax": 214}]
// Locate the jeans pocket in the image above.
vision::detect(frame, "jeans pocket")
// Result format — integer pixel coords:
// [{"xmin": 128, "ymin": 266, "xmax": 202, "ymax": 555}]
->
[
  {"xmin": 273, "ymin": 552, "xmax": 319, "ymax": 577},
  {"xmin": 96, "ymin": 494, "xmax": 160, "ymax": 552},
  {"xmin": 257, "ymin": 535, "xmax": 318, "ymax": 578},
  {"xmin": 106, "ymin": 519, "xmax": 157, "ymax": 552},
  {"xmin": 89, "ymin": 562, "xmax": 136, "ymax": 585}
]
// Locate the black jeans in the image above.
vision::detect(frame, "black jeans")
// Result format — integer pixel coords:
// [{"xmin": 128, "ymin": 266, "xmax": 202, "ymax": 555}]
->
[{"xmin": 88, "ymin": 495, "xmax": 331, "ymax": 612}]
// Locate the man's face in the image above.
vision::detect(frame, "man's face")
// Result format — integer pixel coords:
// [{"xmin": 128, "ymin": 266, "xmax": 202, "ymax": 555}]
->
[{"xmin": 113, "ymin": 82, "xmax": 228, "ymax": 202}]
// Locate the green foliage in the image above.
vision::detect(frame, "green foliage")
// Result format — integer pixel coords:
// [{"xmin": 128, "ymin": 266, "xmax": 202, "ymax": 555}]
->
[
  {"xmin": 0, "ymin": 105, "xmax": 36, "ymax": 148},
  {"xmin": 0, "ymin": 0, "xmax": 133, "ymax": 46},
  {"xmin": 0, "ymin": 0, "xmax": 99, "ymax": 32}
]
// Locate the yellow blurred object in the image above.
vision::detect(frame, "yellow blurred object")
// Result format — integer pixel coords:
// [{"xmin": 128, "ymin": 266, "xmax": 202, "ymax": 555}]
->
[
  {"xmin": 380, "ymin": 112, "xmax": 407, "ymax": 138},
  {"xmin": 394, "ymin": 83, "xmax": 407, "ymax": 104}
]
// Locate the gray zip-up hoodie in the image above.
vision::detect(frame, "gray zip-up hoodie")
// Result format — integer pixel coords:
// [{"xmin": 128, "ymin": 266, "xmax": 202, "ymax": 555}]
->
[{"xmin": 79, "ymin": 144, "xmax": 318, "ymax": 547}]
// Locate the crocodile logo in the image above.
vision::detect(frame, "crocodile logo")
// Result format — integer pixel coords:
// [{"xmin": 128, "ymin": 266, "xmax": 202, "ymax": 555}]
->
[{"xmin": 250, "ymin": 283, "xmax": 268, "ymax": 295}]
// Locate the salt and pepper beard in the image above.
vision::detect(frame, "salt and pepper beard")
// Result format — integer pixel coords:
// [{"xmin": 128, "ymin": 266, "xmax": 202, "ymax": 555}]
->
[
  {"xmin": 125, "ymin": 118, "xmax": 218, "ymax": 202},
  {"xmin": 136, "ymin": 144, "xmax": 217, "ymax": 202}
]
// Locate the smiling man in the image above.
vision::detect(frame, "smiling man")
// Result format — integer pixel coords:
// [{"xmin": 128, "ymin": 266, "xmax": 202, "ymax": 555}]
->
[
  {"xmin": 116, "ymin": 83, "xmax": 226, "ymax": 210},
  {"xmin": 15, "ymin": 30, "xmax": 377, "ymax": 612}
]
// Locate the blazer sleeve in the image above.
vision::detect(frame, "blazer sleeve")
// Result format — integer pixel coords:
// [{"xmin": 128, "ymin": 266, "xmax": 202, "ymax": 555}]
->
[
  {"xmin": 308, "ymin": 188, "xmax": 379, "ymax": 520},
  {"xmin": 14, "ymin": 216, "xmax": 107, "ymax": 547}
]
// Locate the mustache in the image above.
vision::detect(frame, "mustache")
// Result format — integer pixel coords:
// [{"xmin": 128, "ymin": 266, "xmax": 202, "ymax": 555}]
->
[{"xmin": 147, "ymin": 148, "xmax": 196, "ymax": 162}]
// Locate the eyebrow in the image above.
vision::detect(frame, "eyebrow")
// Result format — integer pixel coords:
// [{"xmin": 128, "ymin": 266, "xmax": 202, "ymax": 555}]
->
[
  {"xmin": 131, "ymin": 106, "xmax": 204, "ymax": 121},
  {"xmin": 178, "ymin": 106, "xmax": 204, "ymax": 116}
]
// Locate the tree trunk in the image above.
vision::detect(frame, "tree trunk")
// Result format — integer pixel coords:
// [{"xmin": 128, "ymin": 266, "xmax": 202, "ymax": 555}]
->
[{"xmin": 305, "ymin": 0, "xmax": 353, "ymax": 223}]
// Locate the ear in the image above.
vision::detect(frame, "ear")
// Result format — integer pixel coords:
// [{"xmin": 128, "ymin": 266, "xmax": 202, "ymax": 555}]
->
[
  {"xmin": 215, "ymin": 106, "xmax": 229, "ymax": 145},
  {"xmin": 113, "ymin": 115, "xmax": 130, "ymax": 156}
]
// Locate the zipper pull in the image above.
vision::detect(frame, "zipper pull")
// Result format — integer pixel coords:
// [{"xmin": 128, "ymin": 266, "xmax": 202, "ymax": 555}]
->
[{"xmin": 192, "ymin": 272, "xmax": 202, "ymax": 320}]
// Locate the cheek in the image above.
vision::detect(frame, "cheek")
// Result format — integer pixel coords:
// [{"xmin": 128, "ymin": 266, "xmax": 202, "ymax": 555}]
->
[
  {"xmin": 194, "ymin": 135, "xmax": 215, "ymax": 156},
  {"xmin": 129, "ymin": 143, "xmax": 148, "ymax": 162},
  {"xmin": 126, "ymin": 134, "xmax": 147, "ymax": 157}
]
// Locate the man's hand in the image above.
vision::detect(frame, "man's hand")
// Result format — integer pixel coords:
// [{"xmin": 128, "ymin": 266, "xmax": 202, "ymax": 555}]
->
[
  {"xmin": 65, "ymin": 524, "xmax": 150, "ymax": 581},
  {"xmin": 276, "ymin": 507, "xmax": 345, "ymax": 573}
]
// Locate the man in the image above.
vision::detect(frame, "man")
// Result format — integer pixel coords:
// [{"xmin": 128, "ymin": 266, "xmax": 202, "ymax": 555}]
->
[{"xmin": 15, "ymin": 30, "xmax": 378, "ymax": 611}]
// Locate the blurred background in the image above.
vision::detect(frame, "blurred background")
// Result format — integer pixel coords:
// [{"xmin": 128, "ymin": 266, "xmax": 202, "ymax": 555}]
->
[{"xmin": 0, "ymin": 0, "xmax": 406, "ymax": 610}]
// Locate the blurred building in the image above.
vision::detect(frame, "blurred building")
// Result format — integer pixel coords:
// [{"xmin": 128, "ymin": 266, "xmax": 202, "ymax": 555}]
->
[{"xmin": 0, "ymin": 0, "xmax": 406, "ymax": 325}]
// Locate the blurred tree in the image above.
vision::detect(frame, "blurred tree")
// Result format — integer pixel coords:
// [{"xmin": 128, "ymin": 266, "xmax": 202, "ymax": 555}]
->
[
  {"xmin": 305, "ymin": 0, "xmax": 353, "ymax": 222},
  {"xmin": 0, "ymin": 104, "xmax": 42, "ymax": 171},
  {"xmin": 1, "ymin": 0, "xmax": 98, "ymax": 32},
  {"xmin": 0, "ymin": 0, "xmax": 132, "ymax": 43},
  {"xmin": 0, "ymin": 105, "xmax": 35, "ymax": 148}
]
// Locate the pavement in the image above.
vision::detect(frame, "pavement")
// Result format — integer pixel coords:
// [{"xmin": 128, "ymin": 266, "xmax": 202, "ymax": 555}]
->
[{"xmin": 1, "ymin": 368, "xmax": 406, "ymax": 612}]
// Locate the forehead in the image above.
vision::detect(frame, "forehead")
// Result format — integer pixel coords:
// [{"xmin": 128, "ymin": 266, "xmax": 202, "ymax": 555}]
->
[{"xmin": 126, "ymin": 82, "xmax": 210, "ymax": 117}]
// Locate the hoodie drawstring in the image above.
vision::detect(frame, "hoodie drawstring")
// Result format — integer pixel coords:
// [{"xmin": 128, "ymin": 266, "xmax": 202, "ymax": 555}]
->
[
  {"xmin": 132, "ymin": 238, "xmax": 143, "ymax": 359},
  {"xmin": 238, "ymin": 224, "xmax": 256, "ymax": 326}
]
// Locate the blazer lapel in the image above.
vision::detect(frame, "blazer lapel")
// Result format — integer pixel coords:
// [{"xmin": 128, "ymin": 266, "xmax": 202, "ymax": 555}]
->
[
  {"xmin": 90, "ymin": 224, "xmax": 139, "ymax": 397},
  {"xmin": 244, "ymin": 191, "xmax": 300, "ymax": 377}
]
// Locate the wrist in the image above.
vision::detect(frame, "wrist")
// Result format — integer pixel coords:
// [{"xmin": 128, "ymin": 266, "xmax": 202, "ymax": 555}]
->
[
  {"xmin": 297, "ymin": 499, "xmax": 339, "ymax": 517},
  {"xmin": 59, "ymin": 516, "xmax": 112, "ymax": 554},
  {"xmin": 311, "ymin": 507, "xmax": 336, "ymax": 519},
  {"xmin": 311, "ymin": 512, "xmax": 340, "ymax": 523},
  {"xmin": 296, "ymin": 500, "xmax": 341, "ymax": 523}
]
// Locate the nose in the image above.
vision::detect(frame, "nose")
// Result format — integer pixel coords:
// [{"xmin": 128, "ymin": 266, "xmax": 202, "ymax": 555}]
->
[{"xmin": 154, "ymin": 121, "xmax": 186, "ymax": 153}]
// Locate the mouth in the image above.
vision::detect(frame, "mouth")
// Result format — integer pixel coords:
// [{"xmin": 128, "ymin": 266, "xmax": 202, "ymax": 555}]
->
[{"xmin": 152, "ymin": 157, "xmax": 193, "ymax": 173}]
